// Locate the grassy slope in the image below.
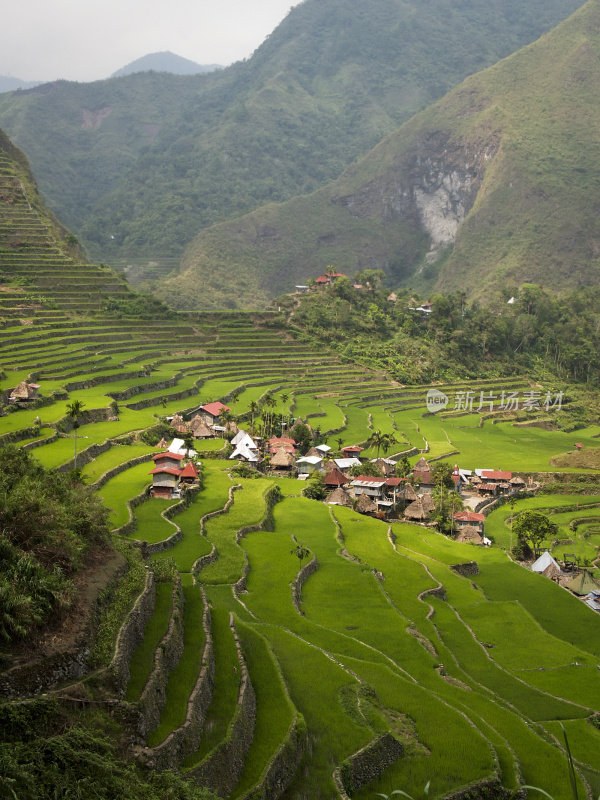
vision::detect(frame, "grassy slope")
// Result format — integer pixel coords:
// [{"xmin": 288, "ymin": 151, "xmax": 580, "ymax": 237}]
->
[{"xmin": 159, "ymin": 0, "xmax": 600, "ymax": 307}]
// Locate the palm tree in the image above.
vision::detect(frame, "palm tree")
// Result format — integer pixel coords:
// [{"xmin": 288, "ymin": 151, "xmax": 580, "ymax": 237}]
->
[
  {"xmin": 290, "ymin": 542, "xmax": 311, "ymax": 568},
  {"xmin": 380, "ymin": 432, "xmax": 398, "ymax": 456},
  {"xmin": 367, "ymin": 429, "xmax": 385, "ymax": 458},
  {"xmin": 230, "ymin": 390, "xmax": 240, "ymax": 417},
  {"xmin": 280, "ymin": 392, "xmax": 289, "ymax": 431},
  {"xmin": 336, "ymin": 437, "xmax": 344, "ymax": 452},
  {"xmin": 66, "ymin": 399, "xmax": 85, "ymax": 469},
  {"xmin": 263, "ymin": 393, "xmax": 276, "ymax": 436},
  {"xmin": 249, "ymin": 400, "xmax": 258, "ymax": 434}
]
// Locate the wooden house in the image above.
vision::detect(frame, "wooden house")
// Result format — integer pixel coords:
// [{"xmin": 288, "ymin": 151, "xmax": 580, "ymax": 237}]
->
[
  {"xmin": 324, "ymin": 467, "xmax": 349, "ymax": 489},
  {"xmin": 198, "ymin": 401, "xmax": 231, "ymax": 426},
  {"xmin": 453, "ymin": 511, "xmax": 485, "ymax": 534},
  {"xmin": 9, "ymin": 380, "xmax": 41, "ymax": 404},
  {"xmin": 149, "ymin": 451, "xmax": 185, "ymax": 499}
]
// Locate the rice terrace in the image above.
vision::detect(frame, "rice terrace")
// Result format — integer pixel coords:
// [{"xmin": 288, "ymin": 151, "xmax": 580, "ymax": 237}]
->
[{"xmin": 1, "ymin": 123, "xmax": 600, "ymax": 800}]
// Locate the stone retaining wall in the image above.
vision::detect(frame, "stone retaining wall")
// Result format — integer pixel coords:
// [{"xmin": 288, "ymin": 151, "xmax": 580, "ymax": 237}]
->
[
  {"xmin": 242, "ymin": 715, "xmax": 307, "ymax": 800},
  {"xmin": 451, "ymin": 561, "xmax": 479, "ymax": 577},
  {"xmin": 22, "ymin": 431, "xmax": 59, "ymax": 450},
  {"xmin": 110, "ymin": 569, "xmax": 156, "ymax": 696},
  {"xmin": 0, "ymin": 642, "xmax": 92, "ymax": 700},
  {"xmin": 65, "ymin": 369, "xmax": 148, "ymax": 392},
  {"xmin": 92, "ymin": 451, "xmax": 155, "ymax": 490},
  {"xmin": 111, "ymin": 488, "xmax": 152, "ymax": 536},
  {"xmin": 125, "ymin": 384, "xmax": 199, "ymax": 410},
  {"xmin": 291, "ymin": 557, "xmax": 319, "ymax": 614},
  {"xmin": 57, "ymin": 438, "xmax": 114, "ymax": 473},
  {"xmin": 337, "ymin": 733, "xmax": 404, "ymax": 796},
  {"xmin": 187, "ymin": 614, "xmax": 257, "ymax": 796},
  {"xmin": 139, "ymin": 587, "xmax": 215, "ymax": 770},
  {"xmin": 109, "ymin": 372, "xmax": 182, "ymax": 401},
  {"xmin": 136, "ymin": 578, "xmax": 185, "ymax": 738}
]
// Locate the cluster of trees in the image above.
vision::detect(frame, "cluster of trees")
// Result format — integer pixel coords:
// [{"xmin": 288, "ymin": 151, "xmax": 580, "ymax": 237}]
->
[
  {"xmin": 291, "ymin": 280, "xmax": 600, "ymax": 389},
  {"xmin": 0, "ymin": 446, "xmax": 109, "ymax": 643}
]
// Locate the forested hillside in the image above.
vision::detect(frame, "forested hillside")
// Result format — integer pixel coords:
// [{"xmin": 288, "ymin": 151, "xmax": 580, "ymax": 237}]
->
[
  {"xmin": 0, "ymin": 0, "xmax": 583, "ymax": 284},
  {"xmin": 157, "ymin": 0, "xmax": 600, "ymax": 308}
]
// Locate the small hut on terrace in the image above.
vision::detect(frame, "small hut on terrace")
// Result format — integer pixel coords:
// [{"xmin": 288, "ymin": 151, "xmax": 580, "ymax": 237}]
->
[
  {"xmin": 325, "ymin": 487, "xmax": 352, "ymax": 507},
  {"xmin": 531, "ymin": 551, "xmax": 561, "ymax": 575},
  {"xmin": 403, "ymin": 483, "xmax": 418, "ymax": 502},
  {"xmin": 455, "ymin": 526, "xmax": 484, "ymax": 545},
  {"xmin": 270, "ymin": 447, "xmax": 295, "ymax": 472},
  {"xmin": 355, "ymin": 493, "xmax": 378, "ymax": 515},
  {"xmin": 421, "ymin": 494, "xmax": 435, "ymax": 514},
  {"xmin": 190, "ymin": 415, "xmax": 215, "ymax": 439},
  {"xmin": 565, "ymin": 570, "xmax": 600, "ymax": 596},
  {"xmin": 509, "ymin": 476, "xmax": 527, "ymax": 489},
  {"xmin": 404, "ymin": 499, "xmax": 429, "ymax": 521},
  {"xmin": 324, "ymin": 467, "xmax": 349, "ymax": 489},
  {"xmin": 9, "ymin": 380, "xmax": 40, "ymax": 404}
]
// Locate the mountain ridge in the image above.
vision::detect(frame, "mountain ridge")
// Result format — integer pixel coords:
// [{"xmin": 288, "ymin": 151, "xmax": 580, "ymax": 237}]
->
[
  {"xmin": 153, "ymin": 0, "xmax": 600, "ymax": 308},
  {"xmin": 0, "ymin": 0, "xmax": 584, "ymax": 283}
]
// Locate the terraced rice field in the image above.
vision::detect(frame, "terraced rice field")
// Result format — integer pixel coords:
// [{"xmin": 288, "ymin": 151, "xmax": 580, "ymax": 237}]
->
[{"xmin": 2, "ymin": 154, "xmax": 600, "ymax": 798}]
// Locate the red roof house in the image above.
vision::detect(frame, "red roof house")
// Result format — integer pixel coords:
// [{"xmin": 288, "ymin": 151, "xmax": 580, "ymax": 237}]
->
[
  {"xmin": 198, "ymin": 401, "xmax": 231, "ymax": 425},
  {"xmin": 324, "ymin": 468, "xmax": 349, "ymax": 488},
  {"xmin": 179, "ymin": 461, "xmax": 200, "ymax": 483},
  {"xmin": 342, "ymin": 445, "xmax": 363, "ymax": 456},
  {"xmin": 480, "ymin": 470, "xmax": 512, "ymax": 482},
  {"xmin": 453, "ymin": 511, "xmax": 485, "ymax": 532}
]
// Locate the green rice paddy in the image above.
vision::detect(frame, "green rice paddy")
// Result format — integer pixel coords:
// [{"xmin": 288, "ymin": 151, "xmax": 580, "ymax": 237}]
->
[{"xmin": 3, "ymin": 310, "xmax": 600, "ymax": 797}]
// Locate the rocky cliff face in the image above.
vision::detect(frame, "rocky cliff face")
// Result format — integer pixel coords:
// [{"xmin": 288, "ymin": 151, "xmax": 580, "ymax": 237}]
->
[{"xmin": 334, "ymin": 132, "xmax": 499, "ymax": 265}]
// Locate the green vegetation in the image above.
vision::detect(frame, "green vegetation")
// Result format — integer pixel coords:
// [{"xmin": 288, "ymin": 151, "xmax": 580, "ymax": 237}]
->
[
  {"xmin": 0, "ymin": 445, "xmax": 108, "ymax": 642},
  {"xmin": 0, "ymin": 0, "xmax": 584, "ymax": 306}
]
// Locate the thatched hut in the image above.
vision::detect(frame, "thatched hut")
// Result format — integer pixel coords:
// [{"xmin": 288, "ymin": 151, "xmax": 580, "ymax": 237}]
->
[
  {"xmin": 403, "ymin": 483, "xmax": 418, "ymax": 502},
  {"xmin": 355, "ymin": 494, "xmax": 378, "ymax": 515},
  {"xmin": 509, "ymin": 476, "xmax": 527, "ymax": 488},
  {"xmin": 421, "ymin": 494, "xmax": 435, "ymax": 514},
  {"xmin": 404, "ymin": 499, "xmax": 429, "ymax": 521},
  {"xmin": 455, "ymin": 526, "xmax": 483, "ymax": 545},
  {"xmin": 9, "ymin": 380, "xmax": 40, "ymax": 403},
  {"xmin": 414, "ymin": 456, "xmax": 430, "ymax": 473},
  {"xmin": 270, "ymin": 448, "xmax": 295, "ymax": 471},
  {"xmin": 325, "ymin": 488, "xmax": 352, "ymax": 507}
]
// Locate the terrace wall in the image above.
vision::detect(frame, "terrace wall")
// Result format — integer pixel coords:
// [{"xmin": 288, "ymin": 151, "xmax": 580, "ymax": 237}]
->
[
  {"xmin": 291, "ymin": 556, "xmax": 319, "ymax": 614},
  {"xmin": 451, "ymin": 561, "xmax": 479, "ymax": 577},
  {"xmin": 241, "ymin": 715, "xmax": 307, "ymax": 800},
  {"xmin": 187, "ymin": 614, "xmax": 256, "ymax": 796},
  {"xmin": 110, "ymin": 569, "xmax": 156, "ymax": 697},
  {"xmin": 136, "ymin": 578, "xmax": 185, "ymax": 738},
  {"xmin": 337, "ymin": 733, "xmax": 404, "ymax": 796},
  {"xmin": 139, "ymin": 587, "xmax": 215, "ymax": 770}
]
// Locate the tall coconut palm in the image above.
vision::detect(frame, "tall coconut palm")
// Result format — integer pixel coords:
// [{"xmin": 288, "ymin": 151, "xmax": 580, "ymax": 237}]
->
[
  {"xmin": 249, "ymin": 400, "xmax": 258, "ymax": 433},
  {"xmin": 367, "ymin": 429, "xmax": 385, "ymax": 458},
  {"xmin": 66, "ymin": 399, "xmax": 85, "ymax": 469},
  {"xmin": 280, "ymin": 393, "xmax": 289, "ymax": 431}
]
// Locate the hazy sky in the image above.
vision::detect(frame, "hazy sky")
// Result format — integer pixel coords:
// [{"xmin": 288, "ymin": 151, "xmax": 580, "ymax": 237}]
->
[{"xmin": 1, "ymin": 0, "xmax": 295, "ymax": 82}]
